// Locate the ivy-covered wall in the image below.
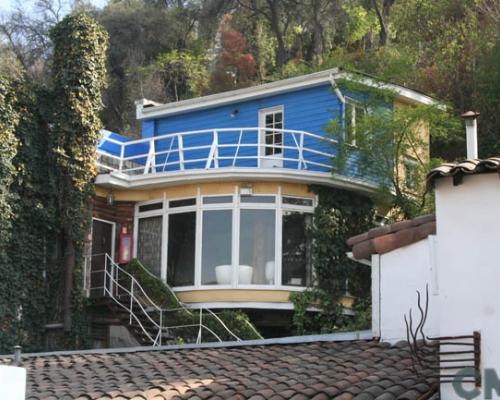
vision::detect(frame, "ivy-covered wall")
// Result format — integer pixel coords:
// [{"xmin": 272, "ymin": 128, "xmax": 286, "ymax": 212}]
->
[
  {"xmin": 0, "ymin": 76, "xmax": 20, "ymax": 351},
  {"xmin": 0, "ymin": 13, "xmax": 108, "ymax": 354},
  {"xmin": 291, "ymin": 185, "xmax": 375, "ymax": 335}
]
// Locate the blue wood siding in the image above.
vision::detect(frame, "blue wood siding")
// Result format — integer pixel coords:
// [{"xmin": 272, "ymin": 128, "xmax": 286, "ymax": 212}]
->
[
  {"xmin": 97, "ymin": 84, "xmax": 389, "ymax": 184},
  {"xmin": 145, "ymin": 84, "xmax": 349, "ymax": 174},
  {"xmin": 150, "ymin": 84, "xmax": 341, "ymax": 137}
]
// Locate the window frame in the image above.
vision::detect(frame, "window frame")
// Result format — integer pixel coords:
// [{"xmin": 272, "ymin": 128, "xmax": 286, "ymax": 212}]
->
[
  {"xmin": 344, "ymin": 97, "xmax": 367, "ymax": 146},
  {"xmin": 134, "ymin": 188, "xmax": 315, "ymax": 292},
  {"xmin": 403, "ymin": 155, "xmax": 419, "ymax": 192}
]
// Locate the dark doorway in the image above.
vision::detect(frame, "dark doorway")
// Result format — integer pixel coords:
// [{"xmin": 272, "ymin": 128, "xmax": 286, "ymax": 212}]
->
[{"xmin": 90, "ymin": 219, "xmax": 115, "ymax": 298}]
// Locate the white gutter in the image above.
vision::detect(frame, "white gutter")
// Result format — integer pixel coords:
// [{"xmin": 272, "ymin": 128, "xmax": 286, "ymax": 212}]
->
[{"xmin": 346, "ymin": 251, "xmax": 371, "ymax": 267}]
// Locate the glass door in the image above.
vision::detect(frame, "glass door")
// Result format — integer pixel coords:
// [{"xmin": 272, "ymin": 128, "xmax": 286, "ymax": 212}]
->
[
  {"xmin": 259, "ymin": 106, "xmax": 284, "ymax": 167},
  {"xmin": 90, "ymin": 218, "xmax": 115, "ymax": 298}
]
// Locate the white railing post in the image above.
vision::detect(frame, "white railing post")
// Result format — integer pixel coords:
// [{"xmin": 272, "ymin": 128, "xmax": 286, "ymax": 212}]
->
[
  {"xmin": 257, "ymin": 127, "xmax": 262, "ymax": 168},
  {"xmin": 109, "ymin": 256, "xmax": 115, "ymax": 296},
  {"xmin": 159, "ymin": 311, "xmax": 163, "ymax": 346},
  {"xmin": 144, "ymin": 138, "xmax": 156, "ymax": 174},
  {"xmin": 205, "ymin": 130, "xmax": 218, "ymax": 169},
  {"xmin": 103, "ymin": 255, "xmax": 107, "ymax": 297},
  {"xmin": 129, "ymin": 280, "xmax": 134, "ymax": 325},
  {"xmin": 298, "ymin": 132, "xmax": 305, "ymax": 170},
  {"xmin": 178, "ymin": 134, "xmax": 185, "ymax": 171},
  {"xmin": 214, "ymin": 130, "xmax": 219, "ymax": 168},
  {"xmin": 118, "ymin": 144, "xmax": 125, "ymax": 171},
  {"xmin": 197, "ymin": 308, "xmax": 203, "ymax": 344},
  {"xmin": 232, "ymin": 129, "xmax": 243, "ymax": 167}
]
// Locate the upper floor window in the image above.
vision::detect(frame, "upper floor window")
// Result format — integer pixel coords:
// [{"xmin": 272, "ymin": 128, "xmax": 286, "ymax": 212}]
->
[
  {"xmin": 404, "ymin": 156, "xmax": 419, "ymax": 191},
  {"xmin": 260, "ymin": 106, "xmax": 284, "ymax": 156},
  {"xmin": 345, "ymin": 97, "xmax": 367, "ymax": 146}
]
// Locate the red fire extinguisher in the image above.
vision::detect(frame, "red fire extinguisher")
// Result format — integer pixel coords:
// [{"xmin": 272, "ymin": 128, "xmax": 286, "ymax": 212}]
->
[{"xmin": 118, "ymin": 225, "xmax": 133, "ymax": 264}]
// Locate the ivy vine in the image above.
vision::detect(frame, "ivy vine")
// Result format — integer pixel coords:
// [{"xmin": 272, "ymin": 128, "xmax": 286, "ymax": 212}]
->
[
  {"xmin": 290, "ymin": 185, "xmax": 375, "ymax": 335},
  {"xmin": 0, "ymin": 76, "xmax": 20, "ymax": 352},
  {"xmin": 49, "ymin": 12, "xmax": 108, "ymax": 343}
]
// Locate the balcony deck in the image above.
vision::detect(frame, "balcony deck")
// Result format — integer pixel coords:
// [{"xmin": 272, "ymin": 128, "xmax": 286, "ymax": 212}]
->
[{"xmin": 96, "ymin": 128, "xmax": 376, "ymax": 191}]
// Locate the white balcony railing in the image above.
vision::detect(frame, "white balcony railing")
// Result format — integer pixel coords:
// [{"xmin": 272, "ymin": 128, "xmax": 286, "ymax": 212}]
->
[{"xmin": 97, "ymin": 128, "xmax": 338, "ymax": 176}]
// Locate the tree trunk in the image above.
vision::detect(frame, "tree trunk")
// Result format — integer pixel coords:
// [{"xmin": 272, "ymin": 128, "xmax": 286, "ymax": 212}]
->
[
  {"xmin": 372, "ymin": 0, "xmax": 395, "ymax": 47},
  {"xmin": 267, "ymin": 0, "xmax": 286, "ymax": 69},
  {"xmin": 311, "ymin": 0, "xmax": 324, "ymax": 64},
  {"xmin": 62, "ymin": 236, "xmax": 75, "ymax": 331}
]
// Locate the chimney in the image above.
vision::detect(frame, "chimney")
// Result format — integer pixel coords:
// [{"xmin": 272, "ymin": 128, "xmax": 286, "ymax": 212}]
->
[{"xmin": 461, "ymin": 111, "xmax": 480, "ymax": 159}]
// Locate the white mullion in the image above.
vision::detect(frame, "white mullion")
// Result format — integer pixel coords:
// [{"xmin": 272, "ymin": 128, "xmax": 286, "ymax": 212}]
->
[
  {"xmin": 195, "ymin": 187, "xmax": 202, "ymax": 288},
  {"xmin": 232, "ymin": 185, "xmax": 239, "ymax": 288},
  {"xmin": 276, "ymin": 186, "xmax": 283, "ymax": 287},
  {"xmin": 161, "ymin": 192, "xmax": 168, "ymax": 283},
  {"xmin": 133, "ymin": 203, "xmax": 139, "ymax": 258}
]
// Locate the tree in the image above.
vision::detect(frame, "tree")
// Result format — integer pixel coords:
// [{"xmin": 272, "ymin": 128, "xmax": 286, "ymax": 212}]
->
[
  {"xmin": 332, "ymin": 85, "xmax": 461, "ymax": 219},
  {"xmin": 49, "ymin": 12, "xmax": 108, "ymax": 332},
  {"xmin": 135, "ymin": 49, "xmax": 208, "ymax": 103},
  {"xmin": 210, "ymin": 14, "xmax": 257, "ymax": 91},
  {"xmin": 0, "ymin": 0, "xmax": 74, "ymax": 80},
  {"xmin": 235, "ymin": 0, "xmax": 294, "ymax": 70}
]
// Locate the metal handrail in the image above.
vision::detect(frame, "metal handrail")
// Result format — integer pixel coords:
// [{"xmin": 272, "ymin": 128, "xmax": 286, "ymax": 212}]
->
[
  {"xmin": 131, "ymin": 258, "xmax": 244, "ymax": 341},
  {"xmin": 97, "ymin": 127, "xmax": 337, "ymax": 176},
  {"xmin": 96, "ymin": 254, "xmax": 244, "ymax": 346}
]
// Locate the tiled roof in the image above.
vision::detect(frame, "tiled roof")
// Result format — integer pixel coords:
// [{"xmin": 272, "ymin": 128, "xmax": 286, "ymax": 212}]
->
[
  {"xmin": 426, "ymin": 157, "xmax": 500, "ymax": 188},
  {"xmin": 0, "ymin": 338, "xmax": 438, "ymax": 400},
  {"xmin": 347, "ymin": 215, "xmax": 436, "ymax": 260}
]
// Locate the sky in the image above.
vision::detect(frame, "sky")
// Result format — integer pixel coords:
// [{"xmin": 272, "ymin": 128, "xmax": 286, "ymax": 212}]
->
[{"xmin": 0, "ymin": 0, "xmax": 109, "ymax": 13}]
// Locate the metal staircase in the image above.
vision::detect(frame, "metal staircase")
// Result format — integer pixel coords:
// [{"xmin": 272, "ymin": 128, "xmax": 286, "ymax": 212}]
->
[{"xmin": 92, "ymin": 254, "xmax": 254, "ymax": 346}]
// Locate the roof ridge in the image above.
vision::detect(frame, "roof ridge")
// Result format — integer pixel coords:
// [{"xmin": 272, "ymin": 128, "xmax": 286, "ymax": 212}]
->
[{"xmin": 0, "ymin": 330, "xmax": 373, "ymax": 359}]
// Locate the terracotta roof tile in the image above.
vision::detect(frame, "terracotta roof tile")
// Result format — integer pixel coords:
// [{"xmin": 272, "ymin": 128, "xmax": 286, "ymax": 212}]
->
[
  {"xmin": 348, "ymin": 215, "xmax": 436, "ymax": 260},
  {"xmin": 0, "ymin": 340, "xmax": 437, "ymax": 400},
  {"xmin": 426, "ymin": 156, "xmax": 500, "ymax": 189}
]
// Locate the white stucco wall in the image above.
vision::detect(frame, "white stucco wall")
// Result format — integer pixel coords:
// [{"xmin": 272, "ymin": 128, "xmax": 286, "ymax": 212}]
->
[
  {"xmin": 0, "ymin": 365, "xmax": 26, "ymax": 400},
  {"xmin": 373, "ymin": 237, "xmax": 439, "ymax": 343},
  {"xmin": 435, "ymin": 173, "xmax": 500, "ymax": 399}
]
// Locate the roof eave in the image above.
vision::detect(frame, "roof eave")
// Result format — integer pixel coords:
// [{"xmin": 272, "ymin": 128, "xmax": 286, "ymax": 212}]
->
[{"xmin": 137, "ymin": 69, "xmax": 441, "ymax": 120}]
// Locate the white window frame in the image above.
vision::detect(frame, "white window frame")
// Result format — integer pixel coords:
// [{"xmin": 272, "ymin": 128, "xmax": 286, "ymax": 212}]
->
[
  {"xmin": 403, "ymin": 156, "xmax": 419, "ymax": 191},
  {"xmin": 344, "ymin": 97, "xmax": 366, "ymax": 146},
  {"xmin": 134, "ymin": 185, "xmax": 315, "ymax": 292}
]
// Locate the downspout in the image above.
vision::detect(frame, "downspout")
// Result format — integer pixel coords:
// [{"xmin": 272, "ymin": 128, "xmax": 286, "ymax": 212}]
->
[
  {"xmin": 329, "ymin": 73, "xmax": 346, "ymax": 134},
  {"xmin": 347, "ymin": 252, "xmax": 381, "ymax": 340}
]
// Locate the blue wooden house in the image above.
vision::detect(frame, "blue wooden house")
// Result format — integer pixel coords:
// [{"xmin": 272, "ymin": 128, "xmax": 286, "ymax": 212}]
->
[{"xmin": 90, "ymin": 68, "xmax": 437, "ymax": 342}]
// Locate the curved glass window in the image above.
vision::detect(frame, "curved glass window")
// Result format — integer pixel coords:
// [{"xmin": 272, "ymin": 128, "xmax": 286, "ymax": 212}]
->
[{"xmin": 136, "ymin": 193, "xmax": 313, "ymax": 289}]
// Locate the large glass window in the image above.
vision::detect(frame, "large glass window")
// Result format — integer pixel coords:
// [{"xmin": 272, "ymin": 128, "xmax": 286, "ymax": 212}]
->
[
  {"xmin": 239, "ymin": 209, "xmax": 275, "ymax": 285},
  {"xmin": 282, "ymin": 211, "xmax": 312, "ymax": 287},
  {"xmin": 201, "ymin": 210, "xmax": 233, "ymax": 285},
  {"xmin": 167, "ymin": 212, "xmax": 196, "ymax": 287},
  {"xmin": 137, "ymin": 216, "xmax": 163, "ymax": 277},
  {"xmin": 135, "ymin": 193, "xmax": 314, "ymax": 289}
]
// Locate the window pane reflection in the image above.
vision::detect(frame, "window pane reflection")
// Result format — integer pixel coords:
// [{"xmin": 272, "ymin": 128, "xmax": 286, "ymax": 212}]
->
[
  {"xmin": 202, "ymin": 210, "xmax": 232, "ymax": 285},
  {"xmin": 137, "ymin": 216, "xmax": 163, "ymax": 277},
  {"xmin": 282, "ymin": 212, "xmax": 312, "ymax": 286},
  {"xmin": 239, "ymin": 209, "xmax": 275, "ymax": 285},
  {"xmin": 167, "ymin": 212, "xmax": 195, "ymax": 287}
]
